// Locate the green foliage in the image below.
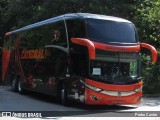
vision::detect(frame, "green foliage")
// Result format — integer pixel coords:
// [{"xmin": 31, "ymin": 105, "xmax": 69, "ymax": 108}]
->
[
  {"xmin": 133, "ymin": 0, "xmax": 160, "ymax": 93},
  {"xmin": 141, "ymin": 52, "xmax": 160, "ymax": 94},
  {"xmin": 0, "ymin": 0, "xmax": 160, "ymax": 93},
  {"xmin": 133, "ymin": 0, "xmax": 160, "ymax": 46}
]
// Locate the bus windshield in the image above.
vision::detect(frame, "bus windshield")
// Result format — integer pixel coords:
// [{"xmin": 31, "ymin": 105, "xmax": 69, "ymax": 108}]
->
[
  {"xmin": 90, "ymin": 51, "xmax": 141, "ymax": 84},
  {"xmin": 86, "ymin": 19, "xmax": 138, "ymax": 43}
]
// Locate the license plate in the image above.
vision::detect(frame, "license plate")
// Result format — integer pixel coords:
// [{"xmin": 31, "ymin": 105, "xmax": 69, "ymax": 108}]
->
[{"xmin": 113, "ymin": 100, "xmax": 124, "ymax": 104}]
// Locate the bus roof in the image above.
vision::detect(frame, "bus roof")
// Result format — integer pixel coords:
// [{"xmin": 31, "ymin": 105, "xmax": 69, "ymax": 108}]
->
[
  {"xmin": 71, "ymin": 13, "xmax": 131, "ymax": 23},
  {"xmin": 5, "ymin": 13, "xmax": 132, "ymax": 36}
]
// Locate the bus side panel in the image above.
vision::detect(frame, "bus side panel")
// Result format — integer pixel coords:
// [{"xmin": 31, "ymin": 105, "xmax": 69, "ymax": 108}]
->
[
  {"xmin": 19, "ymin": 48, "xmax": 69, "ymax": 96},
  {"xmin": 13, "ymin": 19, "xmax": 69, "ymax": 96},
  {"xmin": 2, "ymin": 49, "xmax": 11, "ymax": 81}
]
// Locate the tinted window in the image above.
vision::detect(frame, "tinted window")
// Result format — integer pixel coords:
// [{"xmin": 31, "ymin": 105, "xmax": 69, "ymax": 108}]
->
[
  {"xmin": 20, "ymin": 28, "xmax": 46, "ymax": 49},
  {"xmin": 19, "ymin": 20, "xmax": 68, "ymax": 49},
  {"xmin": 66, "ymin": 19, "xmax": 86, "ymax": 40},
  {"xmin": 50, "ymin": 21, "xmax": 67, "ymax": 47},
  {"xmin": 86, "ymin": 19, "xmax": 138, "ymax": 43},
  {"xmin": 4, "ymin": 35, "xmax": 15, "ymax": 50},
  {"xmin": 90, "ymin": 51, "xmax": 141, "ymax": 84}
]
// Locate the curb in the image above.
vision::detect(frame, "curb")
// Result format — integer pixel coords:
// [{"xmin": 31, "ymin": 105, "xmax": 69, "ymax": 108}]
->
[{"xmin": 143, "ymin": 94, "xmax": 160, "ymax": 97}]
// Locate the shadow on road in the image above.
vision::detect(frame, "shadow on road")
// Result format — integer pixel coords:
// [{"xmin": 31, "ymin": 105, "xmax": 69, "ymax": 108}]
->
[
  {"xmin": 3, "ymin": 86, "xmax": 138, "ymax": 117},
  {"xmin": 8, "ymin": 88, "xmax": 136, "ymax": 108}
]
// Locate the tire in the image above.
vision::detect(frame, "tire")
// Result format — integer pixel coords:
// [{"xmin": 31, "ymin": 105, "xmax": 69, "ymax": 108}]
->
[
  {"xmin": 11, "ymin": 78, "xmax": 18, "ymax": 92},
  {"xmin": 17, "ymin": 80, "xmax": 25, "ymax": 94},
  {"xmin": 58, "ymin": 83, "xmax": 70, "ymax": 106}
]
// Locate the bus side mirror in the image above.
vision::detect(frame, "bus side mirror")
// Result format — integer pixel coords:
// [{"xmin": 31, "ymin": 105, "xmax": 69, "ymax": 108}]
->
[{"xmin": 140, "ymin": 43, "xmax": 158, "ymax": 63}]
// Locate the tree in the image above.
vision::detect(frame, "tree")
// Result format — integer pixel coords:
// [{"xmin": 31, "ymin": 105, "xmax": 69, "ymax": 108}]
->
[{"xmin": 132, "ymin": 0, "xmax": 160, "ymax": 93}]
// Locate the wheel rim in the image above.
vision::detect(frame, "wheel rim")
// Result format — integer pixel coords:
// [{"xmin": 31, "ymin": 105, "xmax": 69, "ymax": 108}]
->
[
  {"xmin": 61, "ymin": 85, "xmax": 65, "ymax": 103},
  {"xmin": 18, "ymin": 81, "xmax": 22, "ymax": 92},
  {"xmin": 12, "ymin": 79, "xmax": 16, "ymax": 89}
]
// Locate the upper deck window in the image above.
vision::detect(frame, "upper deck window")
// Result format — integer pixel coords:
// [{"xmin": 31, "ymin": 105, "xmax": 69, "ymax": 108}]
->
[
  {"xmin": 66, "ymin": 19, "xmax": 86, "ymax": 39},
  {"xmin": 4, "ymin": 35, "xmax": 15, "ymax": 50},
  {"xmin": 86, "ymin": 19, "xmax": 138, "ymax": 43},
  {"xmin": 19, "ymin": 20, "xmax": 68, "ymax": 49}
]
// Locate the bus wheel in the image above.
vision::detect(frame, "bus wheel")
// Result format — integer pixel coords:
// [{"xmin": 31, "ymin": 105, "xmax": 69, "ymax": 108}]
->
[
  {"xmin": 60, "ymin": 84, "xmax": 70, "ymax": 106},
  {"xmin": 11, "ymin": 78, "xmax": 18, "ymax": 92},
  {"xmin": 18, "ymin": 80, "xmax": 25, "ymax": 94}
]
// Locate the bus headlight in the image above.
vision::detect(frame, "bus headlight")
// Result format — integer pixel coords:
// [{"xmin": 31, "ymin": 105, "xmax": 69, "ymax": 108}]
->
[
  {"xmin": 85, "ymin": 84, "xmax": 102, "ymax": 92},
  {"xmin": 80, "ymin": 80, "xmax": 102, "ymax": 92},
  {"xmin": 134, "ymin": 86, "xmax": 142, "ymax": 92}
]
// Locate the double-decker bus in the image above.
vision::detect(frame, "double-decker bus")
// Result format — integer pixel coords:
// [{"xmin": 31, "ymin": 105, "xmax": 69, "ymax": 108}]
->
[{"xmin": 2, "ymin": 13, "xmax": 158, "ymax": 105}]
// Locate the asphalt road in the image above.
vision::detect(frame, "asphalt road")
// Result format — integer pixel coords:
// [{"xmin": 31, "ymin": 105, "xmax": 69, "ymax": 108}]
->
[{"xmin": 0, "ymin": 85, "xmax": 160, "ymax": 118}]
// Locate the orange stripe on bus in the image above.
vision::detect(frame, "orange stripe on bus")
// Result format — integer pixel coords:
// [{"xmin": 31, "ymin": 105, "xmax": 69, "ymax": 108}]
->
[{"xmin": 93, "ymin": 42, "xmax": 141, "ymax": 52}]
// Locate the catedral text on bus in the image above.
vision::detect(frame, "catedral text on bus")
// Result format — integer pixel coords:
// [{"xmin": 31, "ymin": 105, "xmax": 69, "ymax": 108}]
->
[{"xmin": 2, "ymin": 13, "xmax": 158, "ymax": 105}]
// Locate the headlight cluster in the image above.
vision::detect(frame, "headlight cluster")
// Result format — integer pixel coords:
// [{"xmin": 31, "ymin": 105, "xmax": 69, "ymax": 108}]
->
[
  {"xmin": 80, "ymin": 80, "xmax": 102, "ymax": 92},
  {"xmin": 134, "ymin": 86, "xmax": 142, "ymax": 92},
  {"xmin": 85, "ymin": 83, "xmax": 102, "ymax": 92}
]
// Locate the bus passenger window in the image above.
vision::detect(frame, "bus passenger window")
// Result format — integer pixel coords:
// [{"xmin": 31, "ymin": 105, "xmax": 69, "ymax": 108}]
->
[{"xmin": 66, "ymin": 19, "xmax": 86, "ymax": 39}]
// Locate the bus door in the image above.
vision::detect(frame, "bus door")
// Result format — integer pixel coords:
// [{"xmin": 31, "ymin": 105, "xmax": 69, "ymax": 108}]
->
[
  {"xmin": 69, "ymin": 45, "xmax": 89, "ymax": 101},
  {"xmin": 44, "ymin": 47, "xmax": 68, "ymax": 95}
]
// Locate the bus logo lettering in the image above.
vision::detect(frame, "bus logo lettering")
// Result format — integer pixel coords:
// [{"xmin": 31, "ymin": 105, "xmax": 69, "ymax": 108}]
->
[{"xmin": 21, "ymin": 49, "xmax": 45, "ymax": 59}]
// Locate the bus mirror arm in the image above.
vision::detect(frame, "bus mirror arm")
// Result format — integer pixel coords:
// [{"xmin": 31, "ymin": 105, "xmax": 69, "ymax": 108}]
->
[
  {"xmin": 71, "ymin": 38, "xmax": 96, "ymax": 59},
  {"xmin": 140, "ymin": 43, "xmax": 158, "ymax": 63}
]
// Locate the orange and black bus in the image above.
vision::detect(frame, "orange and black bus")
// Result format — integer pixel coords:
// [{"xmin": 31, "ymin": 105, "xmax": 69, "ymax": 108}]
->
[{"xmin": 2, "ymin": 13, "xmax": 158, "ymax": 105}]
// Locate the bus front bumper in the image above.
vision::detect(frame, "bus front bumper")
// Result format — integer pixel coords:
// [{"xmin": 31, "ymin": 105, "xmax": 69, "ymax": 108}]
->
[
  {"xmin": 85, "ymin": 88, "xmax": 142, "ymax": 105},
  {"xmin": 84, "ymin": 79, "xmax": 142, "ymax": 105}
]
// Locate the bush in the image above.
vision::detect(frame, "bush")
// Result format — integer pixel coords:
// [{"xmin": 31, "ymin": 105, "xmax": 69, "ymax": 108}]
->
[{"xmin": 142, "ymin": 52, "xmax": 160, "ymax": 94}]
